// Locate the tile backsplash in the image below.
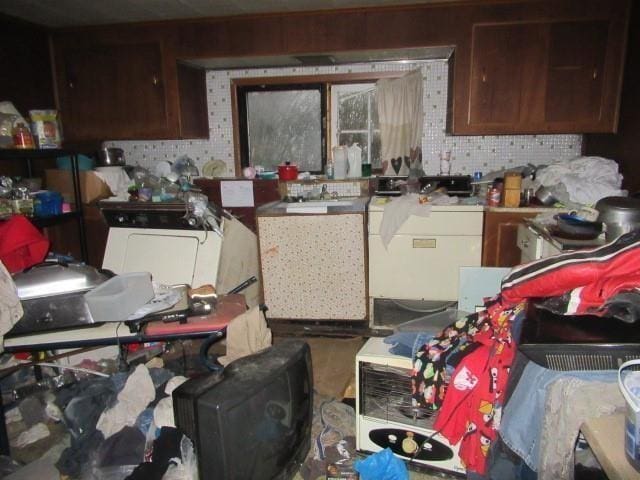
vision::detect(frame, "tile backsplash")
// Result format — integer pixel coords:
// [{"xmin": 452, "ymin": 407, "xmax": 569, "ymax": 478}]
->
[{"xmin": 106, "ymin": 60, "xmax": 582, "ymax": 177}]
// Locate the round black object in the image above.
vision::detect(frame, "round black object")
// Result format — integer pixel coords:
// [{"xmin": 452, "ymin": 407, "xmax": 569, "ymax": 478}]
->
[{"xmin": 554, "ymin": 213, "xmax": 603, "ymax": 240}]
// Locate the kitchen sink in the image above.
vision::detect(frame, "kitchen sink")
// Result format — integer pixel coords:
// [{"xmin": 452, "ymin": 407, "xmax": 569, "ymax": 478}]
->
[
  {"xmin": 280, "ymin": 198, "xmax": 361, "ymax": 213},
  {"xmin": 285, "ymin": 199, "xmax": 356, "ymax": 208}
]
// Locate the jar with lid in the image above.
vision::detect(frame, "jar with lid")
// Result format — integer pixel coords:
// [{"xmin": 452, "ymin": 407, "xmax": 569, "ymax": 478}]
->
[{"xmin": 12, "ymin": 123, "xmax": 35, "ymax": 149}]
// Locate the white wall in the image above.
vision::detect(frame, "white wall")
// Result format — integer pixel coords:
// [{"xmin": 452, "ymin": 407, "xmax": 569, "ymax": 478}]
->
[{"xmin": 107, "ymin": 59, "xmax": 582, "ymax": 177}]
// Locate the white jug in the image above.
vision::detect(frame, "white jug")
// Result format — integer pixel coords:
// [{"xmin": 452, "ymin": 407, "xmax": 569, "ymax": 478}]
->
[
  {"xmin": 347, "ymin": 143, "xmax": 362, "ymax": 178},
  {"xmin": 332, "ymin": 146, "xmax": 348, "ymax": 180}
]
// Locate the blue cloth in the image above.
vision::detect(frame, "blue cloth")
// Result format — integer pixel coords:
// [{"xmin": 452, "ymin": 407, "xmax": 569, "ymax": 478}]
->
[
  {"xmin": 499, "ymin": 362, "xmax": 617, "ymax": 471},
  {"xmin": 354, "ymin": 448, "xmax": 408, "ymax": 480},
  {"xmin": 383, "ymin": 331, "xmax": 435, "ymax": 359}
]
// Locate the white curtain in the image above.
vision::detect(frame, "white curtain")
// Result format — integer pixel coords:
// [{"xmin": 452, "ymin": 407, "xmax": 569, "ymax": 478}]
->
[{"xmin": 376, "ymin": 69, "xmax": 424, "ymax": 176}]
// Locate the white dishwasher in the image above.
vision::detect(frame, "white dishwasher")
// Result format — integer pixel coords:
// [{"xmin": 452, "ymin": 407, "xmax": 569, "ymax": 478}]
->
[{"xmin": 368, "ymin": 198, "xmax": 483, "ymax": 327}]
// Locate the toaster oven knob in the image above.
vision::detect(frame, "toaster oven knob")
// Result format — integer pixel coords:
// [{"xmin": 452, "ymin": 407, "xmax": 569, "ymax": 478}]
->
[
  {"xmin": 186, "ymin": 216, "xmax": 198, "ymax": 227},
  {"xmin": 116, "ymin": 214, "xmax": 127, "ymax": 224},
  {"xmin": 38, "ymin": 312, "xmax": 53, "ymax": 324}
]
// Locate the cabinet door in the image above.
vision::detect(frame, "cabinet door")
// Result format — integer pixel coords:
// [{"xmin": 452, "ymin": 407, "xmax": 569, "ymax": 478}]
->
[
  {"xmin": 61, "ymin": 43, "xmax": 168, "ymax": 141},
  {"xmin": 545, "ymin": 20, "xmax": 609, "ymax": 127},
  {"xmin": 468, "ymin": 23, "xmax": 545, "ymax": 129},
  {"xmin": 482, "ymin": 211, "xmax": 537, "ymax": 267}
]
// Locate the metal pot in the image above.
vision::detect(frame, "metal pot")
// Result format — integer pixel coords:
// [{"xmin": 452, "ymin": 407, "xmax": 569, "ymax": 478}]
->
[
  {"xmin": 534, "ymin": 186, "xmax": 557, "ymax": 206},
  {"xmin": 595, "ymin": 196, "xmax": 640, "ymax": 241},
  {"xmin": 97, "ymin": 147, "xmax": 125, "ymax": 167},
  {"xmin": 278, "ymin": 162, "xmax": 299, "ymax": 181}
]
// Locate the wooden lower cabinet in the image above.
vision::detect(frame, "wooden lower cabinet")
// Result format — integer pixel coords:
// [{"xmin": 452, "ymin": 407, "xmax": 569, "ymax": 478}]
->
[{"xmin": 482, "ymin": 211, "xmax": 538, "ymax": 267}]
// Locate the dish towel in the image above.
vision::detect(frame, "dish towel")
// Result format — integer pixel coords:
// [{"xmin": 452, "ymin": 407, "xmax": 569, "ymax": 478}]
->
[{"xmin": 218, "ymin": 306, "xmax": 272, "ymax": 365}]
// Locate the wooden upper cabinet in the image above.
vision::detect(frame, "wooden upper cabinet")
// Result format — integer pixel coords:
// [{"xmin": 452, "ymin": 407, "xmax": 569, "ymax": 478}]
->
[
  {"xmin": 53, "ymin": 37, "xmax": 207, "ymax": 143},
  {"xmin": 544, "ymin": 20, "xmax": 609, "ymax": 126},
  {"xmin": 453, "ymin": 3, "xmax": 629, "ymax": 135},
  {"xmin": 61, "ymin": 43, "xmax": 168, "ymax": 140},
  {"xmin": 468, "ymin": 23, "xmax": 546, "ymax": 128}
]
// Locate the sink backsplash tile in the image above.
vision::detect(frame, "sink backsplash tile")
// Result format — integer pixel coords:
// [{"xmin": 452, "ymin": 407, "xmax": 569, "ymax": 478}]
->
[{"xmin": 286, "ymin": 180, "xmax": 365, "ymax": 199}]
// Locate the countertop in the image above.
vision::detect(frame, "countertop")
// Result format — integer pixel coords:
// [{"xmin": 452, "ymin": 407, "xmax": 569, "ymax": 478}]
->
[
  {"xmin": 257, "ymin": 195, "xmax": 574, "ymax": 216},
  {"xmin": 256, "ymin": 197, "xmax": 369, "ymax": 215}
]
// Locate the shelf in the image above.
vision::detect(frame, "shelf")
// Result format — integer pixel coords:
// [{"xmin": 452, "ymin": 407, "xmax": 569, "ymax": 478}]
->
[
  {"xmin": 29, "ymin": 212, "xmax": 82, "ymax": 228},
  {"xmin": 0, "ymin": 149, "xmax": 74, "ymax": 160}
]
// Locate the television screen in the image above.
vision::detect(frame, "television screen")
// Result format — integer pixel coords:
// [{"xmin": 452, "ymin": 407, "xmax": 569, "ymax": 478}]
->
[{"xmin": 173, "ymin": 339, "xmax": 313, "ymax": 480}]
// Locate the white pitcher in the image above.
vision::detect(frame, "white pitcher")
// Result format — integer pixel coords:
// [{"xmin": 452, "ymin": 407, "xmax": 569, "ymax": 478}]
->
[
  {"xmin": 347, "ymin": 143, "xmax": 362, "ymax": 178},
  {"xmin": 332, "ymin": 146, "xmax": 348, "ymax": 180}
]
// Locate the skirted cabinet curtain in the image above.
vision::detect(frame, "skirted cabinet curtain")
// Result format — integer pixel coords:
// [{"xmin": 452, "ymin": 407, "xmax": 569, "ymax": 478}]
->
[{"xmin": 376, "ymin": 69, "xmax": 424, "ymax": 177}]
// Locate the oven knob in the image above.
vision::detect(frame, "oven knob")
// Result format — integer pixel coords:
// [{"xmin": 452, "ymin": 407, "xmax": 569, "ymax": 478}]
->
[
  {"xmin": 186, "ymin": 216, "xmax": 198, "ymax": 227},
  {"xmin": 116, "ymin": 214, "xmax": 127, "ymax": 224}
]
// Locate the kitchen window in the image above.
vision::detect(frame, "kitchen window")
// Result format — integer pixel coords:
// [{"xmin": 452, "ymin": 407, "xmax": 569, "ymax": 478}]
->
[
  {"xmin": 234, "ymin": 74, "xmax": 396, "ymax": 174},
  {"xmin": 236, "ymin": 83, "xmax": 326, "ymax": 173},
  {"xmin": 330, "ymin": 83, "xmax": 381, "ymax": 169}
]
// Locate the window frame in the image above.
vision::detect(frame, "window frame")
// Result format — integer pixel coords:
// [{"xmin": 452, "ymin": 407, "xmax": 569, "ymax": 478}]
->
[
  {"xmin": 236, "ymin": 83, "xmax": 327, "ymax": 173},
  {"xmin": 231, "ymin": 72, "xmax": 405, "ymax": 176}
]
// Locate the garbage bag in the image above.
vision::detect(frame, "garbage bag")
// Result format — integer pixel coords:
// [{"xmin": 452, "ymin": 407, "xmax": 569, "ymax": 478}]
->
[{"xmin": 354, "ymin": 448, "xmax": 409, "ymax": 480}]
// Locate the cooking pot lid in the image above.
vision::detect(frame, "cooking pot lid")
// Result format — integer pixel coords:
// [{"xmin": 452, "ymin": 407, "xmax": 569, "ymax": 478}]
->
[
  {"xmin": 595, "ymin": 196, "xmax": 640, "ymax": 211},
  {"xmin": 13, "ymin": 262, "xmax": 109, "ymax": 300}
]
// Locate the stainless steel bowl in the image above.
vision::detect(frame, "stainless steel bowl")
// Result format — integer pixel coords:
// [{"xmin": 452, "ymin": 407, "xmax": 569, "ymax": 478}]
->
[
  {"xmin": 97, "ymin": 147, "xmax": 125, "ymax": 167},
  {"xmin": 534, "ymin": 186, "xmax": 557, "ymax": 206},
  {"xmin": 595, "ymin": 196, "xmax": 640, "ymax": 241}
]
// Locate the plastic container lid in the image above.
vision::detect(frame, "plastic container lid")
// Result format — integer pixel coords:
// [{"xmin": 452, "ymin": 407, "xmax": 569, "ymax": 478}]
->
[{"xmin": 84, "ymin": 272, "xmax": 155, "ymax": 322}]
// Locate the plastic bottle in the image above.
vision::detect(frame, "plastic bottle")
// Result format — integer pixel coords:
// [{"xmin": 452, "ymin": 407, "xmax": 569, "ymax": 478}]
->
[{"xmin": 12, "ymin": 122, "xmax": 35, "ymax": 149}]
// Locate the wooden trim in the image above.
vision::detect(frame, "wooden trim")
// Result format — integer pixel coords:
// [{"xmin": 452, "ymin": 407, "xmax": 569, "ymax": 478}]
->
[
  {"xmin": 231, "ymin": 71, "xmax": 405, "ymax": 87},
  {"xmin": 230, "ymin": 70, "xmax": 407, "ymax": 175}
]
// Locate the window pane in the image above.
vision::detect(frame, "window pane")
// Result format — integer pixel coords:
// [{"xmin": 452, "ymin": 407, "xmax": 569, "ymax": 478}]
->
[
  {"xmin": 339, "ymin": 132, "xmax": 370, "ymax": 164},
  {"xmin": 371, "ymin": 131, "xmax": 381, "ymax": 168},
  {"xmin": 370, "ymin": 91, "xmax": 379, "ymax": 127},
  {"xmin": 338, "ymin": 93, "xmax": 367, "ymax": 131},
  {"xmin": 246, "ymin": 90, "xmax": 322, "ymax": 172}
]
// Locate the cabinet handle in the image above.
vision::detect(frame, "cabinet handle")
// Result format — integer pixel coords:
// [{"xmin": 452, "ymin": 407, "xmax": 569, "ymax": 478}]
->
[
  {"xmin": 522, "ymin": 240, "xmax": 529, "ymax": 249},
  {"xmin": 152, "ymin": 75, "xmax": 159, "ymax": 86},
  {"xmin": 592, "ymin": 68, "xmax": 598, "ymax": 80},
  {"xmin": 68, "ymin": 81, "xmax": 75, "ymax": 89},
  {"xmin": 481, "ymin": 68, "xmax": 487, "ymax": 83}
]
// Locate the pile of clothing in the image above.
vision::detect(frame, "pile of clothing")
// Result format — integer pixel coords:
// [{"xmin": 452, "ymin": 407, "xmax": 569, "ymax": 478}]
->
[
  {"xmin": 5, "ymin": 363, "xmax": 196, "ymax": 480},
  {"xmin": 409, "ymin": 229, "xmax": 640, "ymax": 475}
]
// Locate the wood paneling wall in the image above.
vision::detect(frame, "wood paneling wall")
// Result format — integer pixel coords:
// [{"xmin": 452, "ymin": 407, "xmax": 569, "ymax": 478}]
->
[
  {"xmin": 0, "ymin": 15, "xmax": 55, "ymax": 115},
  {"xmin": 585, "ymin": 1, "xmax": 640, "ymax": 193}
]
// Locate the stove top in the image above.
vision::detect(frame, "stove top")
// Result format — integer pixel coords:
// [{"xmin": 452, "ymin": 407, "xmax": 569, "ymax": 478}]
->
[
  {"xmin": 98, "ymin": 200, "xmax": 197, "ymax": 229},
  {"xmin": 375, "ymin": 175, "xmax": 473, "ymax": 197}
]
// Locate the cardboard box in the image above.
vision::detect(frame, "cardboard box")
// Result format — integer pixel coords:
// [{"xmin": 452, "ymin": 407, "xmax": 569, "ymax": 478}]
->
[{"xmin": 45, "ymin": 169, "xmax": 112, "ymax": 204}]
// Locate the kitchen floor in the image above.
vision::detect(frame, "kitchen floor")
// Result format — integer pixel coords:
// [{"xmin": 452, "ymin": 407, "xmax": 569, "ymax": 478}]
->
[{"xmin": 292, "ymin": 333, "xmax": 461, "ymax": 480}]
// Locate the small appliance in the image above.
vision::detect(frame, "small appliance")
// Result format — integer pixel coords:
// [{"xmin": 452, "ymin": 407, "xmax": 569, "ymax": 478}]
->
[
  {"xmin": 173, "ymin": 339, "xmax": 313, "ymax": 480},
  {"xmin": 356, "ymin": 337, "xmax": 464, "ymax": 476},
  {"xmin": 518, "ymin": 304, "xmax": 640, "ymax": 370},
  {"xmin": 375, "ymin": 175, "xmax": 473, "ymax": 197}
]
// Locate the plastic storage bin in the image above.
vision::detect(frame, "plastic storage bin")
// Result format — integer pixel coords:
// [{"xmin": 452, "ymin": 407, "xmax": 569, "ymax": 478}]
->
[
  {"xmin": 34, "ymin": 191, "xmax": 63, "ymax": 217},
  {"xmin": 84, "ymin": 272, "xmax": 154, "ymax": 322}
]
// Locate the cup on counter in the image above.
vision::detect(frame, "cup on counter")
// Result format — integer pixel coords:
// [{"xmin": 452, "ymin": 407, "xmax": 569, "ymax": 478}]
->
[
  {"xmin": 521, "ymin": 188, "xmax": 535, "ymax": 206},
  {"xmin": 439, "ymin": 151, "xmax": 451, "ymax": 175}
]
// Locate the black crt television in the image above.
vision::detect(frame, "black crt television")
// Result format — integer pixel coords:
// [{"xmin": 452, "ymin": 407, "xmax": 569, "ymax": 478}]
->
[{"xmin": 173, "ymin": 339, "xmax": 313, "ymax": 479}]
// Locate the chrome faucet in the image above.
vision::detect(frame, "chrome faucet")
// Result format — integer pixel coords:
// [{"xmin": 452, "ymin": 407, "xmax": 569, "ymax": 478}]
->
[{"xmin": 320, "ymin": 184, "xmax": 328, "ymax": 200}]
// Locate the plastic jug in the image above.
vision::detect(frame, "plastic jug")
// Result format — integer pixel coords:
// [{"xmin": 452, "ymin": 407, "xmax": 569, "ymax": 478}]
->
[
  {"xmin": 618, "ymin": 359, "xmax": 640, "ymax": 471},
  {"xmin": 347, "ymin": 143, "xmax": 362, "ymax": 178},
  {"xmin": 332, "ymin": 146, "xmax": 348, "ymax": 180}
]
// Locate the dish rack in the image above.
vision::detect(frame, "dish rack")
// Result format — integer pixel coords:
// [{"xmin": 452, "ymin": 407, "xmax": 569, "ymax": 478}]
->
[{"xmin": 355, "ymin": 337, "xmax": 465, "ymax": 476}]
